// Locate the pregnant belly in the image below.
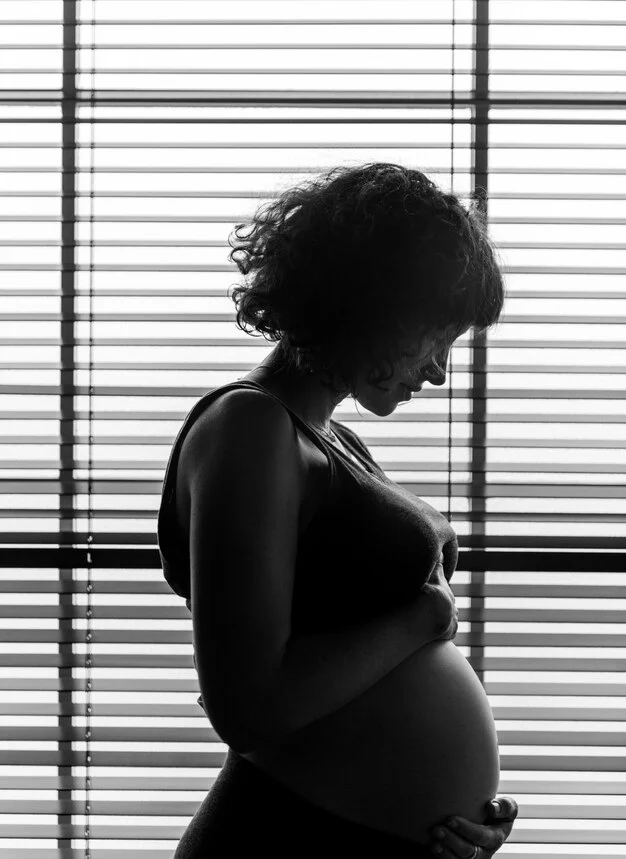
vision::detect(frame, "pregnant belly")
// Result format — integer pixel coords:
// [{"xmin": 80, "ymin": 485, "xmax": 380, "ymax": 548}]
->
[{"xmin": 245, "ymin": 640, "xmax": 501, "ymax": 845}]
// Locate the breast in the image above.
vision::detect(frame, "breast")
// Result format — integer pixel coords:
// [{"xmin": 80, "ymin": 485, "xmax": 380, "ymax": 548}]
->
[{"xmin": 246, "ymin": 640, "xmax": 500, "ymax": 845}]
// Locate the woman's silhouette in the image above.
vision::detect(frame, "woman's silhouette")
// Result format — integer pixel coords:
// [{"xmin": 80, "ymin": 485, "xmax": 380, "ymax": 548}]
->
[{"xmin": 158, "ymin": 163, "xmax": 519, "ymax": 857}]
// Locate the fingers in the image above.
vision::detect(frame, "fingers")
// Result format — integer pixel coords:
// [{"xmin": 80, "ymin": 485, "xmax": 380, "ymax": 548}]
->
[
  {"xmin": 429, "ymin": 844, "xmax": 476, "ymax": 859},
  {"xmin": 436, "ymin": 817, "xmax": 503, "ymax": 853},
  {"xmin": 430, "ymin": 797, "xmax": 519, "ymax": 857},
  {"xmin": 431, "ymin": 823, "xmax": 490, "ymax": 858},
  {"xmin": 484, "ymin": 796, "xmax": 519, "ymax": 821}
]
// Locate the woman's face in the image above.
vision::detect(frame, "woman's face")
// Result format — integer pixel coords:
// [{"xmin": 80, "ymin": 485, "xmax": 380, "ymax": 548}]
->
[{"xmin": 353, "ymin": 323, "xmax": 464, "ymax": 416}]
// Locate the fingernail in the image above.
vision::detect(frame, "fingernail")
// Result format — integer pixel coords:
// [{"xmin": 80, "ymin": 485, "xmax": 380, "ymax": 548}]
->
[
  {"xmin": 432, "ymin": 846, "xmax": 443, "ymax": 855},
  {"xmin": 447, "ymin": 818, "xmax": 458, "ymax": 830},
  {"xmin": 434, "ymin": 827, "xmax": 445, "ymax": 839},
  {"xmin": 491, "ymin": 800, "xmax": 502, "ymax": 813}
]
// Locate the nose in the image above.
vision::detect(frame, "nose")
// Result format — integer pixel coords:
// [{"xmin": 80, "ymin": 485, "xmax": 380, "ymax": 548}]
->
[
  {"xmin": 422, "ymin": 351, "xmax": 449, "ymax": 386},
  {"xmin": 423, "ymin": 365, "xmax": 446, "ymax": 386}
]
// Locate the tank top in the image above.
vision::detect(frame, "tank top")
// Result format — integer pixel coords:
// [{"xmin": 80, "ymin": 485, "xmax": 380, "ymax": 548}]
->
[{"xmin": 156, "ymin": 379, "xmax": 459, "ymax": 712}]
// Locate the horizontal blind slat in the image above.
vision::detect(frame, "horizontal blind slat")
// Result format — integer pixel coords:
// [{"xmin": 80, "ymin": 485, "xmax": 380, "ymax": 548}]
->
[
  {"xmin": 4, "ymin": 750, "xmax": 626, "ymax": 773},
  {"xmin": 4, "ymin": 605, "xmax": 626, "ymax": 622},
  {"xmin": 4, "ymin": 678, "xmax": 626, "ymax": 696},
  {"xmin": 2, "ymin": 799, "xmax": 626, "ymax": 819},
  {"xmin": 5, "ymin": 703, "xmax": 626, "ymax": 721},
  {"xmin": 5, "ymin": 631, "xmax": 626, "ymax": 648},
  {"xmin": 4, "ymin": 582, "xmax": 626, "ymax": 599},
  {"xmin": 7, "ymin": 726, "xmax": 626, "ymax": 746},
  {"xmin": 5, "ymin": 654, "xmax": 626, "ymax": 672},
  {"xmin": 0, "ymin": 774, "xmax": 623, "ymax": 797}
]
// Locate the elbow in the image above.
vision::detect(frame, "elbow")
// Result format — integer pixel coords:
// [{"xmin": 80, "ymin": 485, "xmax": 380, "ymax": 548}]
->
[
  {"xmin": 222, "ymin": 731, "xmax": 277, "ymax": 757},
  {"xmin": 201, "ymin": 686, "xmax": 288, "ymax": 756},
  {"xmin": 211, "ymin": 723, "xmax": 269, "ymax": 756},
  {"xmin": 211, "ymin": 710, "xmax": 279, "ymax": 755}
]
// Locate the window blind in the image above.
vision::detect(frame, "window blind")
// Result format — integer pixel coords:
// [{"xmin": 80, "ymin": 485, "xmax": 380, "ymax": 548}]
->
[{"xmin": 1, "ymin": 0, "xmax": 625, "ymax": 856}]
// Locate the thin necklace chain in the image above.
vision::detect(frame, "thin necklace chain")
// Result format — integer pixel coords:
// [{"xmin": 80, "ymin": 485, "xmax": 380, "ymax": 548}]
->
[
  {"xmin": 236, "ymin": 374, "xmax": 382, "ymax": 480},
  {"xmin": 313, "ymin": 423, "xmax": 338, "ymax": 443}
]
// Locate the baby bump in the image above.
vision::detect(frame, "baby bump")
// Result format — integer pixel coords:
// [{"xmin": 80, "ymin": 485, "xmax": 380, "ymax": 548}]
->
[
  {"xmin": 247, "ymin": 640, "xmax": 501, "ymax": 845},
  {"xmin": 361, "ymin": 639, "xmax": 501, "ymax": 838}
]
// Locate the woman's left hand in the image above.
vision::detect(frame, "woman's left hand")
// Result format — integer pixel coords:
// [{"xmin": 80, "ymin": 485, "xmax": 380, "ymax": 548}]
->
[{"xmin": 428, "ymin": 796, "xmax": 519, "ymax": 858}]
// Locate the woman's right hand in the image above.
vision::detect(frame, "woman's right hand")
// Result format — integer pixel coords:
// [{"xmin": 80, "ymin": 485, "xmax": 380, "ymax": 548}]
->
[{"xmin": 419, "ymin": 560, "xmax": 459, "ymax": 641}]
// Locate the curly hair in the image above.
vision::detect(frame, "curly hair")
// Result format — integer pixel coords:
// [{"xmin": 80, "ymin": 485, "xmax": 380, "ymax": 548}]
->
[{"xmin": 227, "ymin": 162, "xmax": 506, "ymax": 398}]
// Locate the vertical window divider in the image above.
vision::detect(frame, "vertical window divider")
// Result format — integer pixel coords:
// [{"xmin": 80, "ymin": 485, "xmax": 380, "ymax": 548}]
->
[{"xmin": 467, "ymin": 0, "xmax": 490, "ymax": 681}]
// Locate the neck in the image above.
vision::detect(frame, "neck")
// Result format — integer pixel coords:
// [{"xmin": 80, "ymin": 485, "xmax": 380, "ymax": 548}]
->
[{"xmin": 242, "ymin": 344, "xmax": 348, "ymax": 431}]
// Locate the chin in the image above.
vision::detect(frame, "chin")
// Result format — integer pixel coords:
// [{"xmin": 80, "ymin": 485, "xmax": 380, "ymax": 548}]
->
[{"xmin": 358, "ymin": 392, "xmax": 399, "ymax": 417}]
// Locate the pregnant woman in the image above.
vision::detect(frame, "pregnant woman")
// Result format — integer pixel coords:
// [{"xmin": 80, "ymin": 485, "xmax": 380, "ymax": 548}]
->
[{"xmin": 158, "ymin": 163, "xmax": 519, "ymax": 857}]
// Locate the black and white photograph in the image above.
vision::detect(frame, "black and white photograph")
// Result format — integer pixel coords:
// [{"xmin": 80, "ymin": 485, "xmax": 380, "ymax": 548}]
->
[{"xmin": 2, "ymin": 1, "xmax": 625, "ymax": 857}]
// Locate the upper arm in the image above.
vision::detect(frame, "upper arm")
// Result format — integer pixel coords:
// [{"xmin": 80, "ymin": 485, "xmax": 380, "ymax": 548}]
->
[{"xmin": 184, "ymin": 389, "xmax": 305, "ymax": 749}]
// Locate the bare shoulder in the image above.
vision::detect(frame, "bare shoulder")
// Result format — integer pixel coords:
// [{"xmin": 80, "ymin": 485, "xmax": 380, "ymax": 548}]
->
[{"xmin": 177, "ymin": 386, "xmax": 306, "ymax": 505}]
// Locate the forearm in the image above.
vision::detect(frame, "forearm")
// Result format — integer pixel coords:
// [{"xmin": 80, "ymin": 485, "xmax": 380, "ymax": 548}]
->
[{"xmin": 243, "ymin": 598, "xmax": 435, "ymax": 751}]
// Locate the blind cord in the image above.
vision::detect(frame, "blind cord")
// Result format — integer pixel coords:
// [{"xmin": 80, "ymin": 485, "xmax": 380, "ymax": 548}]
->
[{"xmin": 84, "ymin": 2, "xmax": 96, "ymax": 856}]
